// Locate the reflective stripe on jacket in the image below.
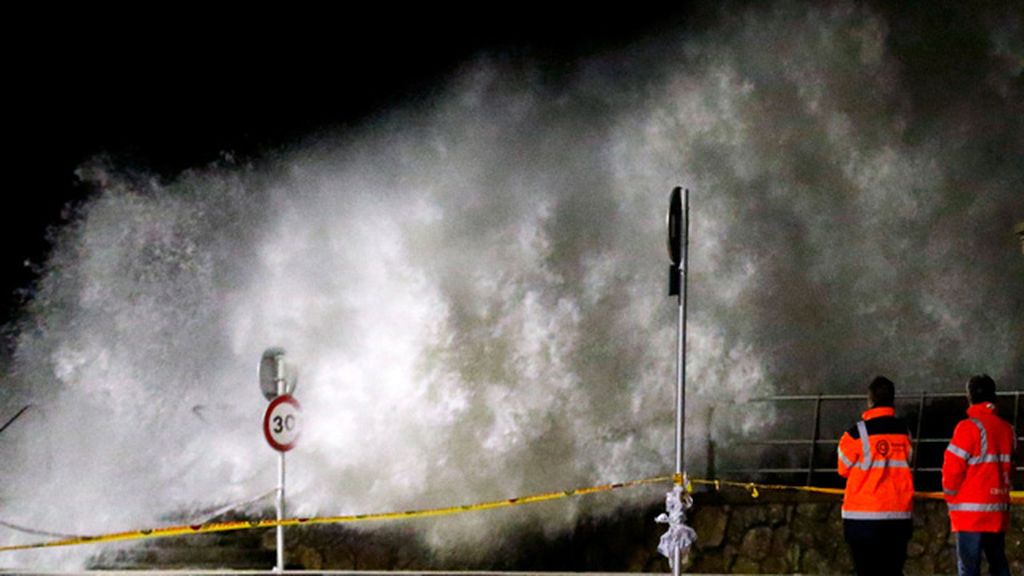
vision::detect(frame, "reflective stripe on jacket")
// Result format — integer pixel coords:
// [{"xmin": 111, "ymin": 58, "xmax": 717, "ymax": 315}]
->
[
  {"xmin": 942, "ymin": 402, "xmax": 1016, "ymax": 532},
  {"xmin": 837, "ymin": 406, "xmax": 914, "ymax": 520}
]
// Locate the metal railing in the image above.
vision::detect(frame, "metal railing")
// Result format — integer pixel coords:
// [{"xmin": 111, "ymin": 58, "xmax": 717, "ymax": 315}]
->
[{"xmin": 719, "ymin": 391, "xmax": 1023, "ymax": 490}]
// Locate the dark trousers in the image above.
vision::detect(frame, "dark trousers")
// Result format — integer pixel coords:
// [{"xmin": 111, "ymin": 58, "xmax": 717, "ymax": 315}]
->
[
  {"xmin": 843, "ymin": 519, "xmax": 912, "ymax": 576},
  {"xmin": 955, "ymin": 531, "xmax": 1010, "ymax": 576}
]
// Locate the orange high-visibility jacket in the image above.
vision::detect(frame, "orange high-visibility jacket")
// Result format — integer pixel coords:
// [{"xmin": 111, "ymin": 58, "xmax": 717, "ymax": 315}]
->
[
  {"xmin": 837, "ymin": 406, "xmax": 914, "ymax": 520},
  {"xmin": 942, "ymin": 402, "xmax": 1016, "ymax": 532}
]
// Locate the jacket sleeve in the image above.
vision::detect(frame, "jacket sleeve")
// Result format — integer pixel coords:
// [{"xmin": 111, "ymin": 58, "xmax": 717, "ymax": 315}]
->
[
  {"xmin": 942, "ymin": 421, "xmax": 974, "ymax": 500},
  {"xmin": 837, "ymin": 431, "xmax": 859, "ymax": 478}
]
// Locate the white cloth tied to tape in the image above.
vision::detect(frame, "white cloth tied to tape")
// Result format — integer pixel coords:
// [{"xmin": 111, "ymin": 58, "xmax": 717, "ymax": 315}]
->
[{"xmin": 655, "ymin": 484, "xmax": 697, "ymax": 571}]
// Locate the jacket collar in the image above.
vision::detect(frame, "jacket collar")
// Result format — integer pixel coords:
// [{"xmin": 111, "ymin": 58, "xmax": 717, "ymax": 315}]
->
[
  {"xmin": 967, "ymin": 402, "xmax": 997, "ymax": 418},
  {"xmin": 862, "ymin": 406, "xmax": 895, "ymax": 420}
]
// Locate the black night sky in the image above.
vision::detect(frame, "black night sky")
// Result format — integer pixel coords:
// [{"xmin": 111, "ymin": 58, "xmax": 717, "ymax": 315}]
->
[
  {"xmin": 4, "ymin": 5, "xmax": 706, "ymax": 328},
  {"xmin": 4, "ymin": 1, "xmax": 1021, "ymax": 328}
]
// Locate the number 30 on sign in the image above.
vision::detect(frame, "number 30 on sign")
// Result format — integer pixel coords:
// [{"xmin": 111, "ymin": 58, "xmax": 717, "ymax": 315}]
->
[{"xmin": 263, "ymin": 394, "xmax": 301, "ymax": 452}]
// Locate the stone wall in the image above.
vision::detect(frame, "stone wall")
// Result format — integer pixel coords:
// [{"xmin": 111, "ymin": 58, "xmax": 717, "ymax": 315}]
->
[
  {"xmin": 274, "ymin": 491, "xmax": 1023, "ymax": 574},
  {"xmin": 684, "ymin": 492, "xmax": 1023, "ymax": 574},
  {"xmin": 92, "ymin": 492, "xmax": 1022, "ymax": 573}
]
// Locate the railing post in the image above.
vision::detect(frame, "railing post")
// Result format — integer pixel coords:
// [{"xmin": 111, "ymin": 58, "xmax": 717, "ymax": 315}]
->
[
  {"xmin": 1014, "ymin": 391, "xmax": 1021, "ymax": 486},
  {"xmin": 1012, "ymin": 391, "xmax": 1020, "ymax": 443},
  {"xmin": 807, "ymin": 395, "xmax": 822, "ymax": 487},
  {"xmin": 913, "ymin": 392, "xmax": 926, "ymax": 479}
]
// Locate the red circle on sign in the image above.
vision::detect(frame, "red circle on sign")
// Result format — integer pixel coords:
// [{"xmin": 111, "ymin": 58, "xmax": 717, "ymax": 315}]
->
[{"xmin": 263, "ymin": 394, "xmax": 301, "ymax": 452}]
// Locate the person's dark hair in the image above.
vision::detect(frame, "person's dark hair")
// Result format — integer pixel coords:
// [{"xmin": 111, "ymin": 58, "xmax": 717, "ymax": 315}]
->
[
  {"xmin": 966, "ymin": 374, "xmax": 997, "ymax": 404},
  {"xmin": 868, "ymin": 376, "xmax": 896, "ymax": 407}
]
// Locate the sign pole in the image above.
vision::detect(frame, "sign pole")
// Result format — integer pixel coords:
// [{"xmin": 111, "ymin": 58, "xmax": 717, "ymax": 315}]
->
[
  {"xmin": 262, "ymin": 392, "xmax": 301, "ymax": 569},
  {"xmin": 676, "ymin": 188, "xmax": 688, "ymax": 482},
  {"xmin": 666, "ymin": 187, "xmax": 689, "ymax": 576},
  {"xmin": 259, "ymin": 348, "xmax": 299, "ymax": 573},
  {"xmin": 277, "ymin": 443, "xmax": 285, "ymax": 571},
  {"xmin": 275, "ymin": 356, "xmax": 286, "ymax": 573}
]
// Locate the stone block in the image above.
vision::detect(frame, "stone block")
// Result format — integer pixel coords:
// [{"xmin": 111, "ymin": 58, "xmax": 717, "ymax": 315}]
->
[
  {"xmin": 832, "ymin": 545, "xmax": 854, "ymax": 573},
  {"xmin": 1011, "ymin": 506, "xmax": 1024, "ymax": 526},
  {"xmin": 927, "ymin": 505, "xmax": 950, "ymax": 530},
  {"xmin": 794, "ymin": 502, "xmax": 830, "ymax": 520},
  {"xmin": 905, "ymin": 553, "xmax": 935, "ymax": 575},
  {"xmin": 788, "ymin": 514, "xmax": 819, "ymax": 547},
  {"xmin": 260, "ymin": 529, "xmax": 275, "ymax": 550},
  {"xmin": 766, "ymin": 503, "xmax": 788, "ymax": 526},
  {"xmin": 740, "ymin": 526, "xmax": 773, "ymax": 560},
  {"xmin": 722, "ymin": 543, "xmax": 739, "ymax": 567},
  {"xmin": 762, "ymin": 555, "xmax": 790, "ymax": 574},
  {"xmin": 770, "ymin": 526, "xmax": 791, "ymax": 556},
  {"xmin": 913, "ymin": 510, "xmax": 927, "ymax": 527},
  {"xmin": 294, "ymin": 544, "xmax": 323, "ymax": 570},
  {"xmin": 910, "ymin": 524, "xmax": 930, "ymax": 543},
  {"xmin": 786, "ymin": 543, "xmax": 802, "ymax": 569},
  {"xmin": 906, "ymin": 540, "xmax": 925, "ymax": 558},
  {"xmin": 1008, "ymin": 530, "xmax": 1024, "ymax": 556},
  {"xmin": 816, "ymin": 531, "xmax": 841, "ymax": 556},
  {"xmin": 731, "ymin": 556, "xmax": 761, "ymax": 573},
  {"xmin": 826, "ymin": 501, "xmax": 842, "ymax": 522},
  {"xmin": 692, "ymin": 505, "xmax": 729, "ymax": 549},
  {"xmin": 323, "ymin": 547, "xmax": 357, "ymax": 570},
  {"xmin": 729, "ymin": 505, "xmax": 768, "ymax": 540},
  {"xmin": 801, "ymin": 547, "xmax": 831, "ymax": 574},
  {"xmin": 624, "ymin": 547, "xmax": 655, "ymax": 571},
  {"xmin": 690, "ymin": 554, "xmax": 730, "ymax": 574}
]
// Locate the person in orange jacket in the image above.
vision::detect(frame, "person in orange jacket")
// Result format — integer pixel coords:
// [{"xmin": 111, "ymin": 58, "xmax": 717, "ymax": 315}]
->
[
  {"xmin": 837, "ymin": 376, "xmax": 914, "ymax": 576},
  {"xmin": 942, "ymin": 375, "xmax": 1016, "ymax": 576}
]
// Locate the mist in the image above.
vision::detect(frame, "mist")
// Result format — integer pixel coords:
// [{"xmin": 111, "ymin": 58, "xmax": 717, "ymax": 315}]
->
[{"xmin": 1, "ymin": 1, "xmax": 1022, "ymax": 568}]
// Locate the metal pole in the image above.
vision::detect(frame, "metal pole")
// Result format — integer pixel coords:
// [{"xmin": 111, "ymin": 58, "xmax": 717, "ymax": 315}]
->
[
  {"xmin": 1012, "ymin": 392, "xmax": 1022, "ymax": 485},
  {"xmin": 275, "ymin": 359, "xmax": 286, "ymax": 572},
  {"xmin": 673, "ymin": 189, "xmax": 689, "ymax": 576},
  {"xmin": 277, "ymin": 451, "xmax": 285, "ymax": 571},
  {"xmin": 675, "ymin": 189, "xmax": 689, "ymax": 475},
  {"xmin": 913, "ymin": 392, "xmax": 926, "ymax": 477},
  {"xmin": 806, "ymin": 395, "xmax": 822, "ymax": 486},
  {"xmin": 1012, "ymin": 391, "xmax": 1020, "ymax": 444}
]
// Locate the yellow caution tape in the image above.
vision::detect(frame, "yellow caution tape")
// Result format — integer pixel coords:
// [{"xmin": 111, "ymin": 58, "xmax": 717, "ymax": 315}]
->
[
  {"xmin": 0, "ymin": 475, "xmax": 673, "ymax": 553},
  {"xmin": 693, "ymin": 478, "xmax": 1024, "ymax": 504},
  {"xmin": 1, "ymin": 475, "xmax": 1020, "ymax": 554}
]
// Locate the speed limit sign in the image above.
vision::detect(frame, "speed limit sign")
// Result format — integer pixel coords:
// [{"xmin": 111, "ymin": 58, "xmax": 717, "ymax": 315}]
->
[{"xmin": 263, "ymin": 394, "xmax": 301, "ymax": 452}]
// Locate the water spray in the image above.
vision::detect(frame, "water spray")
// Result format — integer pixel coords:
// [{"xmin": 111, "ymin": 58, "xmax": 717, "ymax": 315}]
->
[{"xmin": 1, "ymin": 6, "xmax": 1022, "ymax": 571}]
